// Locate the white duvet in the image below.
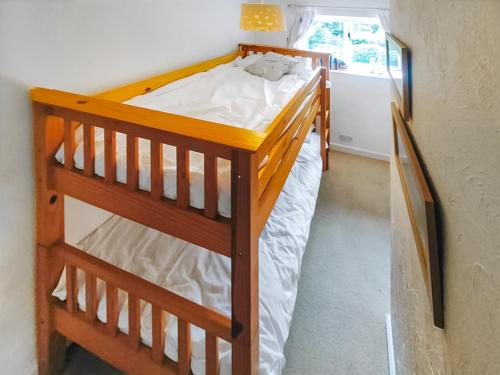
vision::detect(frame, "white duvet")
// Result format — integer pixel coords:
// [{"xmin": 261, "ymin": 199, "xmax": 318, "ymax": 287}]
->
[
  {"xmin": 55, "ymin": 59, "xmax": 313, "ymax": 218},
  {"xmin": 53, "ymin": 132, "xmax": 322, "ymax": 375}
]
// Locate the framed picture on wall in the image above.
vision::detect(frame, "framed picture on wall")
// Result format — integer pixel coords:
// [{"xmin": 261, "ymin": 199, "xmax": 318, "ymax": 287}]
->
[
  {"xmin": 386, "ymin": 33, "xmax": 411, "ymax": 122},
  {"xmin": 392, "ymin": 103, "xmax": 443, "ymax": 328}
]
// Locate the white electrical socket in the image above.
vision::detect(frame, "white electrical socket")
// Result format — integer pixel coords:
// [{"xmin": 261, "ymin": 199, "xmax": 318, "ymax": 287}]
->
[{"xmin": 339, "ymin": 133, "xmax": 353, "ymax": 143}]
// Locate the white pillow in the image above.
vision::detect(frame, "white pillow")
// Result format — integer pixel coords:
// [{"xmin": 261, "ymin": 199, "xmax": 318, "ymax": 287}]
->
[
  {"xmin": 233, "ymin": 54, "xmax": 264, "ymax": 68},
  {"xmin": 289, "ymin": 56, "xmax": 313, "ymax": 78},
  {"xmin": 245, "ymin": 52, "xmax": 299, "ymax": 81}
]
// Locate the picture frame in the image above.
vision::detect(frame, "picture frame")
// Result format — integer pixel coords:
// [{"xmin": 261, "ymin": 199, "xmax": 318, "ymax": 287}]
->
[
  {"xmin": 386, "ymin": 33, "xmax": 411, "ymax": 122},
  {"xmin": 392, "ymin": 103, "xmax": 443, "ymax": 328}
]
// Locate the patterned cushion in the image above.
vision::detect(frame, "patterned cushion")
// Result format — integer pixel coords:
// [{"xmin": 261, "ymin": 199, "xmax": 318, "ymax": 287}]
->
[
  {"xmin": 233, "ymin": 54, "xmax": 264, "ymax": 67},
  {"xmin": 245, "ymin": 52, "xmax": 299, "ymax": 81}
]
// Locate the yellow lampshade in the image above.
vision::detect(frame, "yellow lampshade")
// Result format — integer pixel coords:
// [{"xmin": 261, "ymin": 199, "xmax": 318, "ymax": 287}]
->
[{"xmin": 240, "ymin": 3, "xmax": 286, "ymax": 32}]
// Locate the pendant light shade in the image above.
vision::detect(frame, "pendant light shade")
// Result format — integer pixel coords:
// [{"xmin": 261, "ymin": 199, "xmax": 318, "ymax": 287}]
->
[{"xmin": 240, "ymin": 3, "xmax": 286, "ymax": 32}]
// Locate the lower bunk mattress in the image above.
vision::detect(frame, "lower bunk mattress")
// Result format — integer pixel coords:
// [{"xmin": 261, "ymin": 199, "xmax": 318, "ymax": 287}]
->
[{"xmin": 53, "ymin": 132, "xmax": 323, "ymax": 375}]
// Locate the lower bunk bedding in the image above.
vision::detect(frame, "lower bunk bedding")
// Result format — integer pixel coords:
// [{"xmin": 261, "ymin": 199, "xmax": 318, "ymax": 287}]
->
[{"xmin": 52, "ymin": 132, "xmax": 322, "ymax": 375}]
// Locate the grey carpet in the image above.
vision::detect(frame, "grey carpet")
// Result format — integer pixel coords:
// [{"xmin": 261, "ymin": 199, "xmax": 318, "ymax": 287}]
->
[
  {"xmin": 282, "ymin": 151, "xmax": 390, "ymax": 375},
  {"xmin": 62, "ymin": 151, "xmax": 390, "ymax": 375}
]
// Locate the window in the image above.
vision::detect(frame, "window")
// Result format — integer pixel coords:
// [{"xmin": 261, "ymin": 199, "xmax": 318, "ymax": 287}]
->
[{"xmin": 298, "ymin": 15, "xmax": 387, "ymax": 76}]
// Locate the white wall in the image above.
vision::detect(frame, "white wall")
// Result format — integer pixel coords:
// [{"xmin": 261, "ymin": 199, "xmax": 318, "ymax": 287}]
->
[
  {"xmin": 331, "ymin": 71, "xmax": 391, "ymax": 160},
  {"xmin": 0, "ymin": 1, "xmax": 252, "ymax": 373},
  {"xmin": 390, "ymin": 0, "xmax": 500, "ymax": 373}
]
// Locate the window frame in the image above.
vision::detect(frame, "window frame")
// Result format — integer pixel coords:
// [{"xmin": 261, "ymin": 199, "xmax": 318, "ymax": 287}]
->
[{"xmin": 298, "ymin": 14, "xmax": 388, "ymax": 77}]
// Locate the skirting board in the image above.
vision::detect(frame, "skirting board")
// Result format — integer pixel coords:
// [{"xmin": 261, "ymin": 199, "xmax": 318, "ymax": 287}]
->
[
  {"xmin": 385, "ymin": 313, "xmax": 397, "ymax": 375},
  {"xmin": 332, "ymin": 143, "xmax": 390, "ymax": 161},
  {"xmin": 27, "ymin": 363, "xmax": 38, "ymax": 375}
]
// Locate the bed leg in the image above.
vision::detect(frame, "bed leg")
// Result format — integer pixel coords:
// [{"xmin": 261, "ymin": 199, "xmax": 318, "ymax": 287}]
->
[
  {"xmin": 34, "ymin": 104, "xmax": 67, "ymax": 374},
  {"xmin": 231, "ymin": 150, "xmax": 260, "ymax": 375},
  {"xmin": 232, "ymin": 336, "xmax": 259, "ymax": 375},
  {"xmin": 36, "ymin": 246, "xmax": 67, "ymax": 375}
]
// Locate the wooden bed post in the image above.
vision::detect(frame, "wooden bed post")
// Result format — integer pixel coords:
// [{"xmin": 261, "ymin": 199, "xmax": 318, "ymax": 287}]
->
[
  {"xmin": 320, "ymin": 67, "xmax": 329, "ymax": 171},
  {"xmin": 320, "ymin": 55, "xmax": 331, "ymax": 171},
  {"xmin": 33, "ymin": 104, "xmax": 67, "ymax": 375},
  {"xmin": 231, "ymin": 150, "xmax": 259, "ymax": 375},
  {"xmin": 238, "ymin": 44, "xmax": 248, "ymax": 57}
]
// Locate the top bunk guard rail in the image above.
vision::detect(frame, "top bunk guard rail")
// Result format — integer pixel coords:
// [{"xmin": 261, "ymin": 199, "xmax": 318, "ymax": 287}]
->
[
  {"xmin": 33, "ymin": 44, "xmax": 330, "ymax": 375},
  {"xmin": 31, "ymin": 88, "xmax": 266, "ymax": 157}
]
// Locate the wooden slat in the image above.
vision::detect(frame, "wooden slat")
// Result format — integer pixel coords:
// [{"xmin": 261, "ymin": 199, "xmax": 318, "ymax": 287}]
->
[
  {"xmin": 128, "ymin": 294, "xmax": 141, "ymax": 350},
  {"xmin": 204, "ymin": 154, "xmax": 218, "ymax": 219},
  {"xmin": 258, "ymin": 71, "xmax": 321, "ymax": 160},
  {"xmin": 65, "ymin": 264, "xmax": 77, "ymax": 313},
  {"xmin": 31, "ymin": 88, "xmax": 265, "ymax": 154},
  {"xmin": 257, "ymin": 99, "xmax": 320, "ymax": 233},
  {"xmin": 64, "ymin": 119, "xmax": 76, "ymax": 170},
  {"xmin": 52, "ymin": 242, "xmax": 233, "ymax": 342},
  {"xmin": 151, "ymin": 305, "xmax": 165, "ymax": 364},
  {"xmin": 54, "ymin": 306, "xmax": 177, "ymax": 375},
  {"xmin": 106, "ymin": 283, "xmax": 119, "ymax": 336},
  {"xmin": 104, "ymin": 128, "xmax": 116, "ymax": 183},
  {"xmin": 151, "ymin": 140, "xmax": 164, "ymax": 199},
  {"xmin": 83, "ymin": 123, "xmax": 95, "ymax": 176},
  {"xmin": 312, "ymin": 57, "xmax": 320, "ymax": 69},
  {"xmin": 127, "ymin": 134, "xmax": 139, "ymax": 191},
  {"xmin": 51, "ymin": 167, "xmax": 232, "ymax": 257},
  {"xmin": 258, "ymin": 93, "xmax": 320, "ymax": 197},
  {"xmin": 176, "ymin": 146, "xmax": 190, "ymax": 208},
  {"xmin": 85, "ymin": 272, "xmax": 97, "ymax": 323},
  {"xmin": 178, "ymin": 319, "xmax": 192, "ymax": 375},
  {"xmin": 51, "ymin": 107, "xmax": 236, "ymax": 160},
  {"xmin": 205, "ymin": 333, "xmax": 219, "ymax": 375}
]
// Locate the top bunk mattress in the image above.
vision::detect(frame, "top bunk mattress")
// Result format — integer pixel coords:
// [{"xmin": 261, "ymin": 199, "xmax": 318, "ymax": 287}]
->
[{"xmin": 55, "ymin": 58, "xmax": 316, "ymax": 218}]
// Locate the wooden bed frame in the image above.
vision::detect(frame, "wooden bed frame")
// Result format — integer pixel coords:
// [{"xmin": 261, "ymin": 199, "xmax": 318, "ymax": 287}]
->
[{"xmin": 32, "ymin": 43, "xmax": 331, "ymax": 375}]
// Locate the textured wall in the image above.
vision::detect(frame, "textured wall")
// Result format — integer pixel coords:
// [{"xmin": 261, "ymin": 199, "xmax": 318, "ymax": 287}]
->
[
  {"xmin": 390, "ymin": 0, "xmax": 500, "ymax": 374},
  {"xmin": 0, "ymin": 1, "xmax": 252, "ymax": 374}
]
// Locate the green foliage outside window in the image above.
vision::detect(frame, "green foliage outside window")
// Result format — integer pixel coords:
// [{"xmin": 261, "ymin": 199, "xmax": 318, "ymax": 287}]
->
[
  {"xmin": 306, "ymin": 18, "xmax": 387, "ymax": 71},
  {"xmin": 352, "ymin": 45, "xmax": 385, "ymax": 64},
  {"xmin": 308, "ymin": 21, "xmax": 344, "ymax": 51}
]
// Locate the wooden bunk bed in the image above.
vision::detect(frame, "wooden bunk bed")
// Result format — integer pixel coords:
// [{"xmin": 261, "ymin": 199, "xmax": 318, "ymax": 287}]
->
[{"xmin": 32, "ymin": 43, "xmax": 331, "ymax": 375}]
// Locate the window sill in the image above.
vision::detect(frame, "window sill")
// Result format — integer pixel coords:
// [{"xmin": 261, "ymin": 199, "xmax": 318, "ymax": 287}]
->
[{"xmin": 330, "ymin": 69, "xmax": 389, "ymax": 79}]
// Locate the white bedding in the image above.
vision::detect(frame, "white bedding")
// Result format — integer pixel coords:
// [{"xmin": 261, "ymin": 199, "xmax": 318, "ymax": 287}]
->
[
  {"xmin": 53, "ymin": 132, "xmax": 322, "ymax": 375},
  {"xmin": 55, "ymin": 59, "xmax": 314, "ymax": 218}
]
